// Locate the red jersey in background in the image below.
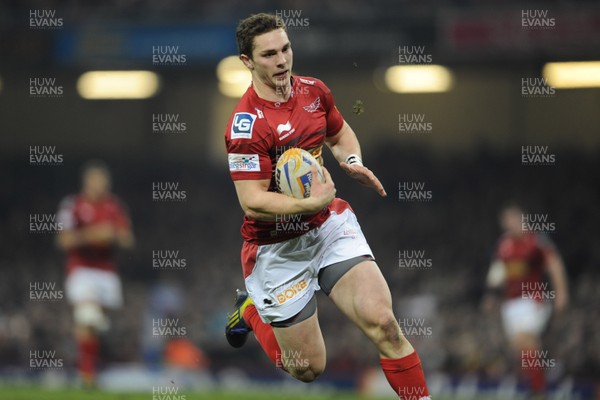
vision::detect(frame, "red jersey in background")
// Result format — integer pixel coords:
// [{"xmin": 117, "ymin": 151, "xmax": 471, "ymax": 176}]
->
[
  {"xmin": 57, "ymin": 194, "xmax": 131, "ymax": 275},
  {"xmin": 495, "ymin": 232, "xmax": 556, "ymax": 301}
]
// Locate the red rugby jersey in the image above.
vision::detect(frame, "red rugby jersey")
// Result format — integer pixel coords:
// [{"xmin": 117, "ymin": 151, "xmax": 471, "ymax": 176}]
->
[
  {"xmin": 224, "ymin": 76, "xmax": 349, "ymax": 244},
  {"xmin": 57, "ymin": 194, "xmax": 131, "ymax": 274},
  {"xmin": 494, "ymin": 232, "xmax": 556, "ymax": 301}
]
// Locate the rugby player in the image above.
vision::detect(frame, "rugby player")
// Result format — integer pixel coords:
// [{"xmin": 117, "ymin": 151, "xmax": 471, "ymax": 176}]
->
[
  {"xmin": 483, "ymin": 203, "xmax": 568, "ymax": 396},
  {"xmin": 224, "ymin": 13, "xmax": 429, "ymax": 399},
  {"xmin": 56, "ymin": 161, "xmax": 134, "ymax": 386}
]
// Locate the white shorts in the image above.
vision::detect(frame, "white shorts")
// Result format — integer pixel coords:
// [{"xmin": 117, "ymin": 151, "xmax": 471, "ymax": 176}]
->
[
  {"xmin": 65, "ymin": 267, "xmax": 123, "ymax": 309},
  {"xmin": 244, "ymin": 207, "xmax": 374, "ymax": 324},
  {"xmin": 501, "ymin": 298, "xmax": 552, "ymax": 338}
]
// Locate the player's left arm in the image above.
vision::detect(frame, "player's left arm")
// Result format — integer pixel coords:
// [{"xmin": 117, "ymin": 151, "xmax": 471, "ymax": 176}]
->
[
  {"xmin": 545, "ymin": 251, "xmax": 568, "ymax": 313},
  {"xmin": 539, "ymin": 234, "xmax": 568, "ymax": 312},
  {"xmin": 115, "ymin": 225, "xmax": 134, "ymax": 249},
  {"xmin": 325, "ymin": 121, "xmax": 387, "ymax": 197},
  {"xmin": 113, "ymin": 199, "xmax": 135, "ymax": 249}
]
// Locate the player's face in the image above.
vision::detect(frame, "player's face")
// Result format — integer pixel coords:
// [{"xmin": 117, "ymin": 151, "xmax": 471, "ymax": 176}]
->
[
  {"xmin": 500, "ymin": 208, "xmax": 523, "ymax": 236},
  {"xmin": 249, "ymin": 29, "xmax": 293, "ymax": 92},
  {"xmin": 83, "ymin": 169, "xmax": 110, "ymax": 199}
]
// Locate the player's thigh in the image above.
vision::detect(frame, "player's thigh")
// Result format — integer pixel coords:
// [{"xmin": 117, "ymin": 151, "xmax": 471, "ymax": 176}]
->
[
  {"xmin": 329, "ymin": 260, "xmax": 394, "ymax": 330},
  {"xmin": 272, "ymin": 312, "xmax": 326, "ymax": 369},
  {"xmin": 512, "ymin": 332, "xmax": 541, "ymax": 351}
]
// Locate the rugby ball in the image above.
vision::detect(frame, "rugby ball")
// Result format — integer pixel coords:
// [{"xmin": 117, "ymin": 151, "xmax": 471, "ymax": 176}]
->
[{"xmin": 275, "ymin": 148, "xmax": 325, "ymax": 199}]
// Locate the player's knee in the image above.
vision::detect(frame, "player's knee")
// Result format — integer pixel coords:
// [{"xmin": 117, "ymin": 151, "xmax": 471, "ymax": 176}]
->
[
  {"xmin": 381, "ymin": 314, "xmax": 403, "ymax": 344},
  {"xmin": 73, "ymin": 302, "xmax": 109, "ymax": 332},
  {"xmin": 512, "ymin": 332, "xmax": 539, "ymax": 351},
  {"xmin": 290, "ymin": 365, "xmax": 324, "ymax": 383},
  {"xmin": 286, "ymin": 360, "xmax": 325, "ymax": 383},
  {"xmin": 367, "ymin": 311, "xmax": 405, "ymax": 347}
]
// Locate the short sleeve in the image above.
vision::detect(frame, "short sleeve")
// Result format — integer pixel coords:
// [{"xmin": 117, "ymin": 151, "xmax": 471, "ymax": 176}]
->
[
  {"xmin": 57, "ymin": 196, "xmax": 76, "ymax": 230},
  {"xmin": 112, "ymin": 197, "xmax": 132, "ymax": 230},
  {"xmin": 317, "ymin": 81, "xmax": 344, "ymax": 137},
  {"xmin": 536, "ymin": 233, "xmax": 557, "ymax": 262}
]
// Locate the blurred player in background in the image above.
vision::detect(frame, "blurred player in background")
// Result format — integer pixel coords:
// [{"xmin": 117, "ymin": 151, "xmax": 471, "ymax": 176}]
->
[
  {"xmin": 483, "ymin": 203, "xmax": 568, "ymax": 397},
  {"xmin": 224, "ymin": 13, "xmax": 429, "ymax": 399},
  {"xmin": 56, "ymin": 160, "xmax": 134, "ymax": 387}
]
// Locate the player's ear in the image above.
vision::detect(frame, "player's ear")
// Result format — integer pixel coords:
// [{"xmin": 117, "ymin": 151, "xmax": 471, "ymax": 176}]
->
[{"xmin": 240, "ymin": 54, "xmax": 254, "ymax": 70}]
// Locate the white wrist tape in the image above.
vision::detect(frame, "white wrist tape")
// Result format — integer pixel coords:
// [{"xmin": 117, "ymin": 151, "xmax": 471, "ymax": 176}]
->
[{"xmin": 345, "ymin": 154, "xmax": 363, "ymax": 166}]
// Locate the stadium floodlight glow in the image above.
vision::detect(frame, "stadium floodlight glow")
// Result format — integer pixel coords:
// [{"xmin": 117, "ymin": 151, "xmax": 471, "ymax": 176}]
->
[
  {"xmin": 543, "ymin": 61, "xmax": 600, "ymax": 89},
  {"xmin": 77, "ymin": 71, "xmax": 160, "ymax": 99},
  {"xmin": 384, "ymin": 65, "xmax": 453, "ymax": 93},
  {"xmin": 217, "ymin": 55, "xmax": 251, "ymax": 98}
]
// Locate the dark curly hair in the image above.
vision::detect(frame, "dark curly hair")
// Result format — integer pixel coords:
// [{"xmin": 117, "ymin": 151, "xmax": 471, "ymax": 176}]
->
[{"xmin": 236, "ymin": 13, "xmax": 287, "ymax": 60}]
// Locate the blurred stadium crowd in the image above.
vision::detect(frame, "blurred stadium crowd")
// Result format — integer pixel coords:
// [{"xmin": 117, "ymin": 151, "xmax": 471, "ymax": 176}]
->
[{"xmin": 1, "ymin": 144, "xmax": 598, "ymax": 387}]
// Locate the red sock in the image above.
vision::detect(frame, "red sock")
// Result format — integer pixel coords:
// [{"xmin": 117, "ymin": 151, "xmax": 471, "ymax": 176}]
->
[
  {"xmin": 522, "ymin": 350, "xmax": 546, "ymax": 393},
  {"xmin": 77, "ymin": 335, "xmax": 99, "ymax": 378},
  {"xmin": 243, "ymin": 305, "xmax": 282, "ymax": 367},
  {"xmin": 380, "ymin": 351, "xmax": 430, "ymax": 399}
]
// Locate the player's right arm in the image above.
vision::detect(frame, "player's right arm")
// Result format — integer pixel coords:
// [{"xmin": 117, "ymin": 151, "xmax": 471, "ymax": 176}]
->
[
  {"xmin": 486, "ymin": 259, "xmax": 506, "ymax": 289},
  {"xmin": 481, "ymin": 245, "xmax": 506, "ymax": 313},
  {"xmin": 234, "ymin": 165, "xmax": 335, "ymax": 221},
  {"xmin": 57, "ymin": 224, "xmax": 118, "ymax": 250},
  {"xmin": 226, "ymin": 106, "xmax": 335, "ymax": 220}
]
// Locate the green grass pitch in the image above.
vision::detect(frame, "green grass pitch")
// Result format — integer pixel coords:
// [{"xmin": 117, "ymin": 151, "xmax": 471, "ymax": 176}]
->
[
  {"xmin": 0, "ymin": 387, "xmax": 510, "ymax": 399},
  {"xmin": 0, "ymin": 388, "xmax": 387, "ymax": 400}
]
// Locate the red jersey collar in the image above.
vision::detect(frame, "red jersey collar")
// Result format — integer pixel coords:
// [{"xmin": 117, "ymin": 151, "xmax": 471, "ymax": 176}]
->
[{"xmin": 249, "ymin": 76, "xmax": 297, "ymax": 110}]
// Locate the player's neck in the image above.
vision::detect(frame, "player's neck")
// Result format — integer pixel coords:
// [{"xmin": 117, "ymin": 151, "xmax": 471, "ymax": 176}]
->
[
  {"xmin": 83, "ymin": 191, "xmax": 106, "ymax": 202},
  {"xmin": 252, "ymin": 79, "xmax": 291, "ymax": 103}
]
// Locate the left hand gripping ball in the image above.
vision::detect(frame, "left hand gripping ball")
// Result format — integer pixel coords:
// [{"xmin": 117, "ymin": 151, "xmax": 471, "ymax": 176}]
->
[{"xmin": 275, "ymin": 148, "xmax": 324, "ymax": 199}]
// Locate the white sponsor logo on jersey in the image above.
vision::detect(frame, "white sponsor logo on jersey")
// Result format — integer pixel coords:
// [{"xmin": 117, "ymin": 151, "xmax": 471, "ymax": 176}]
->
[
  {"xmin": 228, "ymin": 153, "xmax": 260, "ymax": 172},
  {"xmin": 255, "ymin": 108, "xmax": 264, "ymax": 119},
  {"xmin": 298, "ymin": 78, "xmax": 315, "ymax": 85},
  {"xmin": 231, "ymin": 112, "xmax": 257, "ymax": 139},
  {"xmin": 303, "ymin": 96, "xmax": 321, "ymax": 113},
  {"xmin": 276, "ymin": 121, "xmax": 296, "ymax": 140},
  {"xmin": 276, "ymin": 121, "xmax": 291, "ymax": 135}
]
